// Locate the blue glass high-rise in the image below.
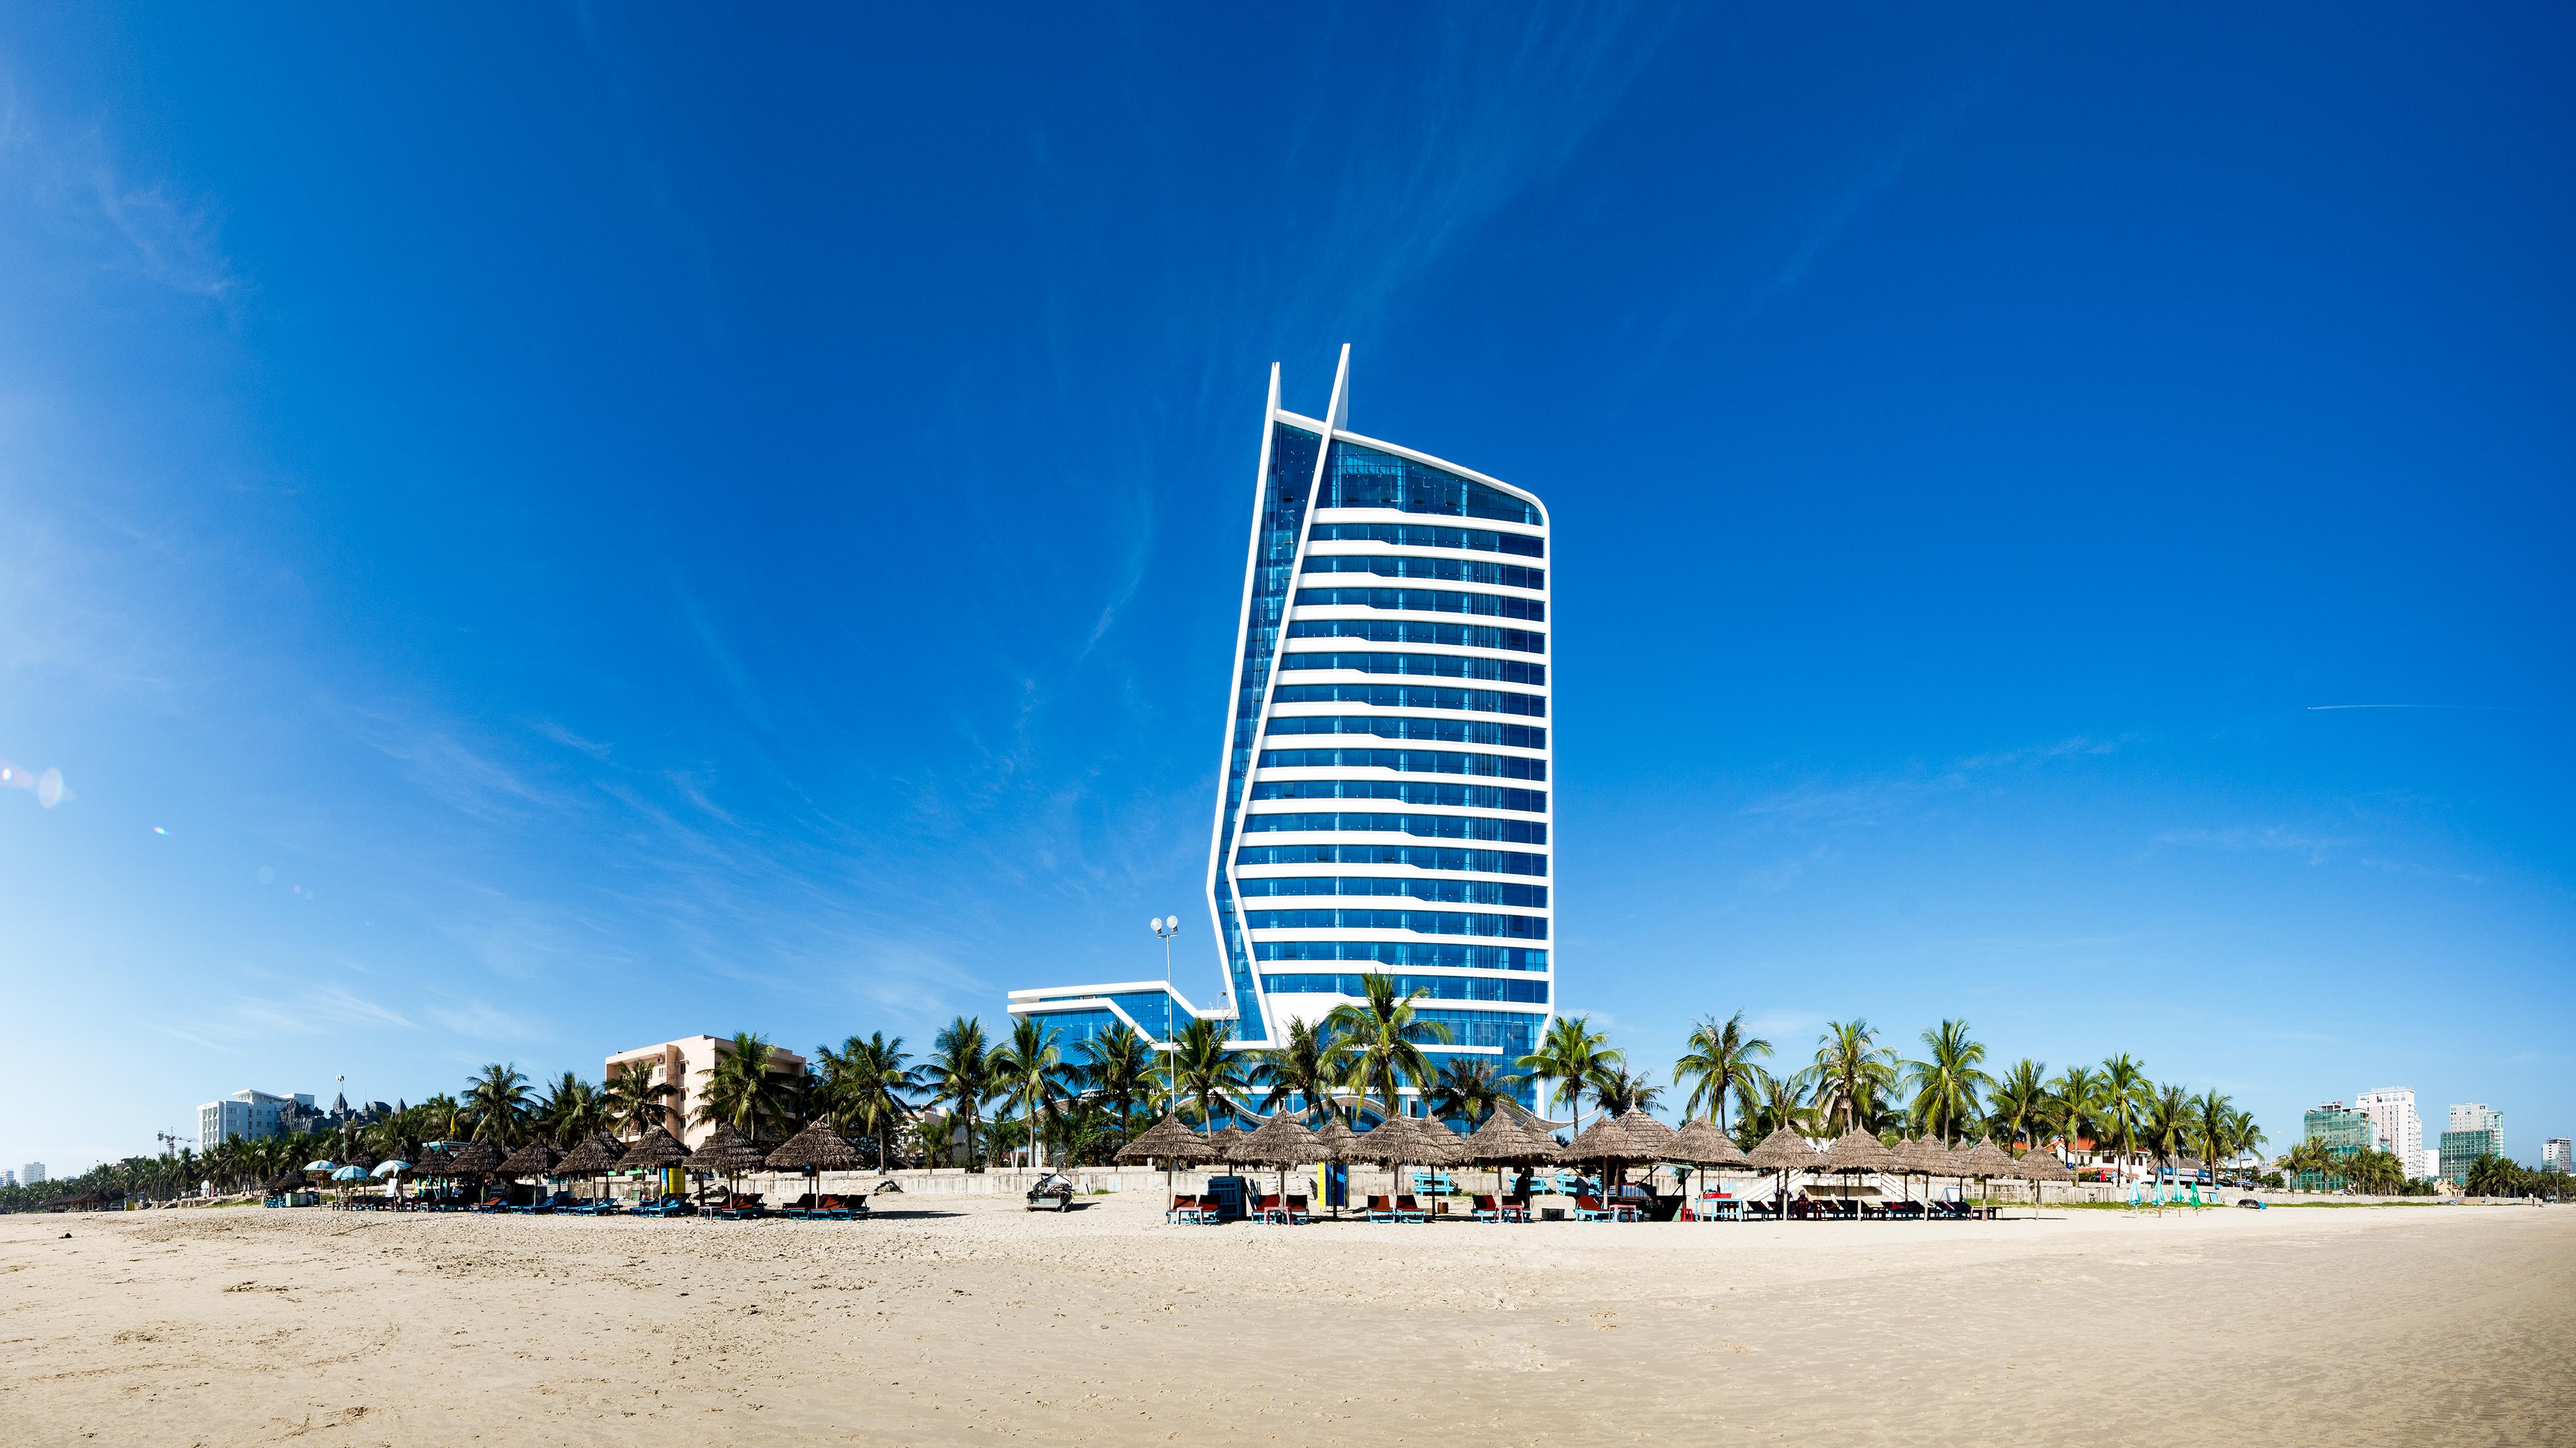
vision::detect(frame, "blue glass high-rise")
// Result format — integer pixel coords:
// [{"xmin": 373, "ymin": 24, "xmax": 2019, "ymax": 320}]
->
[{"xmin": 1007, "ymin": 346, "xmax": 1554, "ymax": 1118}]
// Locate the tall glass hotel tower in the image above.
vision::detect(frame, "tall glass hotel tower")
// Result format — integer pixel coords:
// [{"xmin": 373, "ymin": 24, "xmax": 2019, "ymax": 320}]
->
[{"xmin": 1009, "ymin": 348, "xmax": 1554, "ymax": 1113}]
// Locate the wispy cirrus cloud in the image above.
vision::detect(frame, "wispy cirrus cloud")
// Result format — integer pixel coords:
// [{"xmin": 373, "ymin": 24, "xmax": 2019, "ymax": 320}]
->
[
  {"xmin": 2152, "ymin": 826, "xmax": 2353, "ymax": 864},
  {"xmin": 1, "ymin": 84, "xmax": 241, "ymax": 305}
]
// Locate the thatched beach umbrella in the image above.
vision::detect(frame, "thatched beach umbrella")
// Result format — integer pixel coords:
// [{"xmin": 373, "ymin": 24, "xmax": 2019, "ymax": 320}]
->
[
  {"xmin": 1746, "ymin": 1127, "xmax": 1817, "ymax": 1219},
  {"xmin": 692, "ymin": 1123, "xmax": 768, "ymax": 1195},
  {"xmin": 1463, "ymin": 1111, "xmax": 1558, "ymax": 1202},
  {"xmin": 1959, "ymin": 1138, "xmax": 2020, "ymax": 1211},
  {"xmin": 1666, "ymin": 1119, "xmax": 1748, "ymax": 1212},
  {"xmin": 2018, "ymin": 1144, "xmax": 2073, "ymax": 1213},
  {"xmin": 766, "ymin": 1123, "xmax": 864, "ymax": 1209},
  {"xmin": 1890, "ymin": 1136, "xmax": 1952, "ymax": 1214},
  {"xmin": 1241, "ymin": 1111, "xmax": 1328, "ymax": 1206},
  {"xmin": 1348, "ymin": 1112, "xmax": 1459, "ymax": 1210},
  {"xmin": 1816, "ymin": 1133, "xmax": 1900, "ymax": 1216},
  {"xmin": 1310, "ymin": 1117, "xmax": 1359, "ymax": 1215},
  {"xmin": 1205, "ymin": 1125, "xmax": 1252, "ymax": 1175},
  {"xmin": 1117, "ymin": 1112, "xmax": 1210, "ymax": 1214},
  {"xmin": 557, "ymin": 1132, "xmax": 627, "ymax": 1207},
  {"xmin": 496, "ymin": 1139, "xmax": 562, "ymax": 1183}
]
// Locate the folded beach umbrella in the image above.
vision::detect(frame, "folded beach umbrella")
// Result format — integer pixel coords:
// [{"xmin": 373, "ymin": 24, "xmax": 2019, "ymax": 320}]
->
[{"xmin": 1745, "ymin": 1127, "xmax": 1817, "ymax": 1219}]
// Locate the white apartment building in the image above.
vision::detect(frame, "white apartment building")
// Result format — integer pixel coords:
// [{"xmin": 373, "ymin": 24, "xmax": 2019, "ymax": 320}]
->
[
  {"xmin": 2546, "ymin": 1138, "xmax": 2572, "ymax": 1173},
  {"xmin": 196, "ymin": 1089, "xmax": 315, "ymax": 1152},
  {"xmin": 20, "ymin": 1162, "xmax": 44, "ymax": 1186},
  {"xmin": 2354, "ymin": 1087, "xmax": 2423, "ymax": 1173}
]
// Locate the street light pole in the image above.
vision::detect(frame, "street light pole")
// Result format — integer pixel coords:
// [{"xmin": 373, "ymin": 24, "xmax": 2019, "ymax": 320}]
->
[{"xmin": 1150, "ymin": 915, "xmax": 1179, "ymax": 1109}]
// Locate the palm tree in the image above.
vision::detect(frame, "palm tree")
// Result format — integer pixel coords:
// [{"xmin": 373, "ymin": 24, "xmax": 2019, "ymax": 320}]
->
[
  {"xmin": 1078, "ymin": 1025, "xmax": 1156, "ymax": 1135},
  {"xmin": 1591, "ymin": 1064, "xmax": 1662, "ymax": 1117},
  {"xmin": 1988, "ymin": 1058, "xmax": 2050, "ymax": 1150},
  {"xmin": 532, "ymin": 1073, "xmax": 603, "ymax": 1147},
  {"xmin": 2144, "ymin": 1084, "xmax": 2194, "ymax": 1190},
  {"xmin": 460, "ymin": 1064, "xmax": 532, "ymax": 1146},
  {"xmin": 992, "ymin": 1017, "xmax": 1071, "ymax": 1171},
  {"xmin": 417, "ymin": 1093, "xmax": 462, "ymax": 1142},
  {"xmin": 1426, "ymin": 1057, "xmax": 1512, "ymax": 1130},
  {"xmin": 1252, "ymin": 1017, "xmax": 1340, "ymax": 1126},
  {"xmin": 1795, "ymin": 1019, "xmax": 1897, "ymax": 1136},
  {"xmin": 2097, "ymin": 1053, "xmax": 2154, "ymax": 1178},
  {"xmin": 1729, "ymin": 1067, "xmax": 1811, "ymax": 1150},
  {"xmin": 1323, "ymin": 972, "xmax": 1452, "ymax": 1123},
  {"xmin": 2227, "ymin": 1107, "xmax": 2267, "ymax": 1183},
  {"xmin": 2192, "ymin": 1090, "xmax": 2237, "ymax": 1185},
  {"xmin": 1516, "ymin": 1014, "xmax": 1619, "ymax": 1136},
  {"xmin": 603, "ymin": 1058, "xmax": 675, "ymax": 1142},
  {"xmin": 1167, "ymin": 1016, "xmax": 1254, "ymax": 1129},
  {"xmin": 2047, "ymin": 1065, "xmax": 2104, "ymax": 1165},
  {"xmin": 1673, "ymin": 1010, "xmax": 1771, "ymax": 1133},
  {"xmin": 693, "ymin": 1031, "xmax": 794, "ymax": 1143},
  {"xmin": 912, "ymin": 1114, "xmax": 957, "ymax": 1168},
  {"xmin": 1903, "ymin": 1019, "xmax": 1994, "ymax": 1144},
  {"xmin": 921, "ymin": 1017, "xmax": 998, "ymax": 1169},
  {"xmin": 814, "ymin": 1033, "xmax": 919, "ymax": 1168}
]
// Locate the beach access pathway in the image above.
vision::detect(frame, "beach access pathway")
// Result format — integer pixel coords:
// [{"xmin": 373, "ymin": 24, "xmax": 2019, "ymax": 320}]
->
[{"xmin": 3, "ymin": 1195, "xmax": 2568, "ymax": 1445}]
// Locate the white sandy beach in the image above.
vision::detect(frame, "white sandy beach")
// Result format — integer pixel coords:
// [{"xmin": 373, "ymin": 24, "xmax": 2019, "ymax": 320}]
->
[{"xmin": 4, "ymin": 1197, "xmax": 2570, "ymax": 1445}]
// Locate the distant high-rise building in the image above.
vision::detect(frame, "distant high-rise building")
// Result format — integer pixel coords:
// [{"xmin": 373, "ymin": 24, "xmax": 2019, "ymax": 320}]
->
[
  {"xmin": 20, "ymin": 1162, "xmax": 44, "ymax": 1186},
  {"xmin": 2545, "ymin": 1138, "xmax": 2572, "ymax": 1174},
  {"xmin": 2302, "ymin": 1101, "xmax": 2374, "ymax": 1190},
  {"xmin": 195, "ymin": 1089, "xmax": 315, "ymax": 1152},
  {"xmin": 1, "ymin": 1168, "xmax": 15, "ymax": 1187},
  {"xmin": 2416, "ymin": 1145, "xmax": 2442, "ymax": 1181},
  {"xmin": 2439, "ymin": 1103, "xmax": 2504, "ymax": 1185},
  {"xmin": 2354, "ymin": 1087, "xmax": 2422, "ymax": 1169}
]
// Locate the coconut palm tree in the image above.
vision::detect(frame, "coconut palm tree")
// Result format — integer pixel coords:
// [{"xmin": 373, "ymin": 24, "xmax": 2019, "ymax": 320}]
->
[
  {"xmin": 992, "ymin": 1017, "xmax": 1072, "ymax": 1171},
  {"xmin": 693, "ymin": 1031, "xmax": 795, "ymax": 1143},
  {"xmin": 1426, "ymin": 1057, "xmax": 1513, "ymax": 1130},
  {"xmin": 2144, "ymin": 1083, "xmax": 2194, "ymax": 1189},
  {"xmin": 1795, "ymin": 1019, "xmax": 1897, "ymax": 1136},
  {"xmin": 460, "ymin": 1064, "xmax": 532, "ymax": 1146},
  {"xmin": 603, "ymin": 1058, "xmax": 676, "ymax": 1142},
  {"xmin": 1323, "ymin": 972, "xmax": 1452, "ymax": 1123},
  {"xmin": 1903, "ymin": 1019, "xmax": 1994, "ymax": 1144},
  {"xmin": 921, "ymin": 1017, "xmax": 998, "ymax": 1169},
  {"xmin": 1673, "ymin": 1010, "xmax": 1771, "ymax": 1133},
  {"xmin": 2192, "ymin": 1090, "xmax": 2237, "ymax": 1184},
  {"xmin": 1167, "ymin": 1016, "xmax": 1254, "ymax": 1129},
  {"xmin": 814, "ymin": 1032, "xmax": 919, "ymax": 1168},
  {"xmin": 2047, "ymin": 1065, "xmax": 2104, "ymax": 1166},
  {"xmin": 1078, "ymin": 1024, "xmax": 1156, "ymax": 1135},
  {"xmin": 1252, "ymin": 1017, "xmax": 1340, "ymax": 1126},
  {"xmin": 532, "ymin": 1073, "xmax": 603, "ymax": 1147},
  {"xmin": 1730, "ymin": 1068, "xmax": 1813, "ymax": 1150},
  {"xmin": 1987, "ymin": 1058, "xmax": 2049, "ymax": 1150},
  {"xmin": 2097, "ymin": 1053, "xmax": 2154, "ymax": 1177},
  {"xmin": 1591, "ymin": 1064, "xmax": 1662, "ymax": 1117},
  {"xmin": 1516, "ymin": 1014, "xmax": 1619, "ymax": 1137}
]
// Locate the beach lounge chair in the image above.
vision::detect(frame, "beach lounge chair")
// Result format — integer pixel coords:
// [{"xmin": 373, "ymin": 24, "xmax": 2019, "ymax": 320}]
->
[
  {"xmin": 1471, "ymin": 1193, "xmax": 1530, "ymax": 1223},
  {"xmin": 632, "ymin": 1194, "xmax": 688, "ymax": 1218},
  {"xmin": 1570, "ymin": 1193, "xmax": 1618, "ymax": 1223},
  {"xmin": 1280, "ymin": 1193, "xmax": 1310, "ymax": 1225},
  {"xmin": 1165, "ymin": 1193, "xmax": 1203, "ymax": 1225},
  {"xmin": 782, "ymin": 1192, "xmax": 819, "ymax": 1219},
  {"xmin": 1393, "ymin": 1194, "xmax": 1429, "ymax": 1223},
  {"xmin": 810, "ymin": 1193, "xmax": 858, "ymax": 1220},
  {"xmin": 1363, "ymin": 1195, "xmax": 1400, "ymax": 1223}
]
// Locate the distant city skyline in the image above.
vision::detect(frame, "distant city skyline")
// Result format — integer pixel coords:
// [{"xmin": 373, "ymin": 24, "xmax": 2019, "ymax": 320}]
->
[{"xmin": 3, "ymin": 10, "xmax": 2570, "ymax": 1170}]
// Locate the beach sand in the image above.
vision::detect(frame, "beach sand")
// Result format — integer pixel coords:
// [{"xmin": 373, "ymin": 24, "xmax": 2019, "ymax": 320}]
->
[{"xmin": 4, "ymin": 1196, "xmax": 2570, "ymax": 1445}]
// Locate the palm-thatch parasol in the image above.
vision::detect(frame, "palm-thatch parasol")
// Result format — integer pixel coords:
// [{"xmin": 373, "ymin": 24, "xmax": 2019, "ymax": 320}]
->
[
  {"xmin": 1889, "ymin": 1136, "xmax": 1952, "ymax": 1214},
  {"xmin": 264, "ymin": 1171, "xmax": 308, "ymax": 1197},
  {"xmin": 621, "ymin": 1124, "xmax": 694, "ymax": 1198},
  {"xmin": 1958, "ymin": 1137, "xmax": 2021, "ymax": 1211},
  {"xmin": 692, "ymin": 1123, "xmax": 768, "ymax": 1192},
  {"xmin": 1814, "ymin": 1133, "xmax": 1900, "ymax": 1217},
  {"xmin": 1612, "ymin": 1109, "xmax": 1679, "ymax": 1195},
  {"xmin": 1347, "ymin": 1112, "xmax": 1460, "ymax": 1209},
  {"xmin": 1666, "ymin": 1118, "xmax": 1749, "ymax": 1213},
  {"xmin": 2017, "ymin": 1143, "xmax": 2073, "ymax": 1213},
  {"xmin": 496, "ymin": 1139, "xmax": 563, "ymax": 1183},
  {"xmin": 1745, "ymin": 1126, "xmax": 1818, "ymax": 1220},
  {"xmin": 1462, "ymin": 1111, "xmax": 1558, "ymax": 1201},
  {"xmin": 445, "ymin": 1138, "xmax": 505, "ymax": 1185},
  {"xmin": 1241, "ymin": 1111, "xmax": 1328, "ymax": 1205},
  {"xmin": 1117, "ymin": 1112, "xmax": 1211, "ymax": 1213},
  {"xmin": 557, "ymin": 1132, "xmax": 627, "ymax": 1207},
  {"xmin": 766, "ymin": 1123, "xmax": 864, "ymax": 1211},
  {"xmin": 1205, "ymin": 1124, "xmax": 1252, "ymax": 1173}
]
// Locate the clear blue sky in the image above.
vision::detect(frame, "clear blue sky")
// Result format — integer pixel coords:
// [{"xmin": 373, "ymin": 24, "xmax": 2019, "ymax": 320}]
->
[{"xmin": 3, "ymin": 8, "xmax": 2569, "ymax": 1172}]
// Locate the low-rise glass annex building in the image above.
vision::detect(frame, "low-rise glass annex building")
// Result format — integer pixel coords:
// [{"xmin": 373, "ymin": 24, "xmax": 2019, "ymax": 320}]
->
[{"xmin": 1008, "ymin": 348, "xmax": 1555, "ymax": 1112}]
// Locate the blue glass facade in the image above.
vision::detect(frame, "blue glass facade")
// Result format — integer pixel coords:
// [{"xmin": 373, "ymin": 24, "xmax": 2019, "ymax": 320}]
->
[
  {"xmin": 1270, "ymin": 682, "xmax": 1545, "ymax": 717},
  {"xmin": 1281, "ymin": 651, "xmax": 1545, "ymax": 685},
  {"xmin": 1011, "ymin": 353, "xmax": 1551, "ymax": 1100},
  {"xmin": 1234, "ymin": 842, "xmax": 1547, "ymax": 876},
  {"xmin": 1241, "ymin": 810, "xmax": 1546, "ymax": 844}
]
